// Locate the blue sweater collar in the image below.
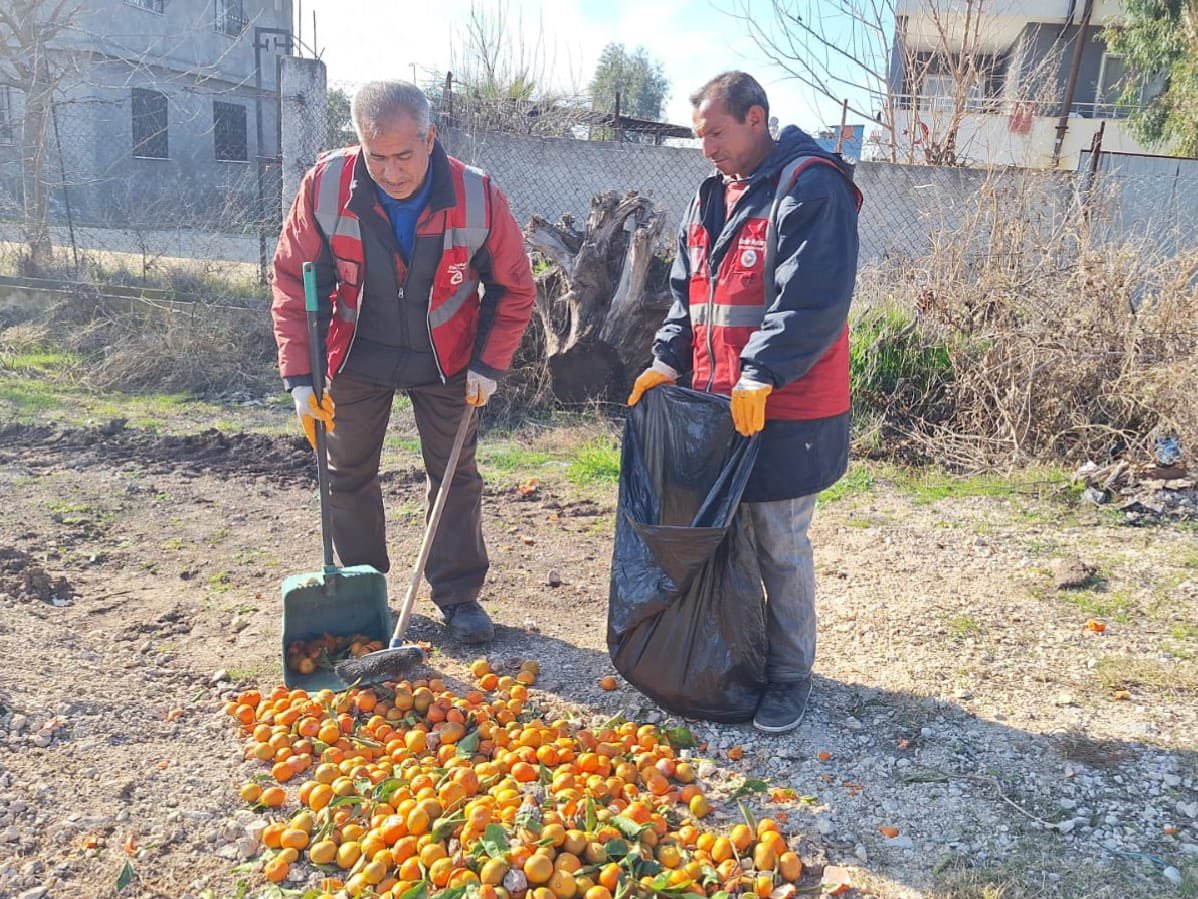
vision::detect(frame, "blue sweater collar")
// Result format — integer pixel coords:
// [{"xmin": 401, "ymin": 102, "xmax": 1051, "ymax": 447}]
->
[{"xmin": 375, "ymin": 171, "xmax": 432, "ymax": 214}]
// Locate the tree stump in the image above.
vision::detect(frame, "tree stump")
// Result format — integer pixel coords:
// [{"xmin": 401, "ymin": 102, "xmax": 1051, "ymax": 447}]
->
[{"xmin": 523, "ymin": 191, "xmax": 674, "ymax": 404}]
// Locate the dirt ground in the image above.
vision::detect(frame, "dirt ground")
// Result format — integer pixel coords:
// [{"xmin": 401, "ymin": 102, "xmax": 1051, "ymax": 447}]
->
[{"xmin": 0, "ymin": 402, "xmax": 1196, "ymax": 899}]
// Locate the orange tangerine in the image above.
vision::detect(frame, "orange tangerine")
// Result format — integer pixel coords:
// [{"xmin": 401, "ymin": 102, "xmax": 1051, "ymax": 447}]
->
[
  {"xmin": 524, "ymin": 854, "xmax": 555, "ymax": 885},
  {"xmin": 309, "ymin": 839, "xmax": 337, "ymax": 865},
  {"xmin": 263, "ymin": 856, "xmax": 288, "ymax": 883},
  {"xmin": 730, "ymin": 824, "xmax": 754, "ymax": 852},
  {"xmin": 260, "ymin": 786, "xmax": 286, "ymax": 808},
  {"xmin": 280, "ymin": 828, "xmax": 309, "ymax": 851},
  {"xmin": 778, "ymin": 851, "xmax": 803, "ymax": 882},
  {"xmin": 710, "ymin": 837, "xmax": 734, "ymax": 864}
]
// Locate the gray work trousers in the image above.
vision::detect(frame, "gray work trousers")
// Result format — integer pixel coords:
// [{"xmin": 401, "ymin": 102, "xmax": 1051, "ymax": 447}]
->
[
  {"xmin": 325, "ymin": 369, "xmax": 487, "ymax": 609},
  {"xmin": 745, "ymin": 494, "xmax": 818, "ymax": 683}
]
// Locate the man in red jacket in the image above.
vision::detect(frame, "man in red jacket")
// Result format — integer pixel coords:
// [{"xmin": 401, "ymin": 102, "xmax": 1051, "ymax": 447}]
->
[
  {"xmin": 629, "ymin": 72, "xmax": 861, "ymax": 732},
  {"xmin": 271, "ymin": 80, "xmax": 536, "ymax": 643}
]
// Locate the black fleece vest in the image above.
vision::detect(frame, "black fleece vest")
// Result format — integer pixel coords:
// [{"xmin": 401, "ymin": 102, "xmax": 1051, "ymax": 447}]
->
[{"xmin": 340, "ymin": 192, "xmax": 441, "ymax": 387}]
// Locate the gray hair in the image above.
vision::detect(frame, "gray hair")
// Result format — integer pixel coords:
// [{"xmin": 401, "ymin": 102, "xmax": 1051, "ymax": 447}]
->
[
  {"xmin": 689, "ymin": 71, "xmax": 769, "ymax": 123},
  {"xmin": 351, "ymin": 80, "xmax": 433, "ymax": 139}
]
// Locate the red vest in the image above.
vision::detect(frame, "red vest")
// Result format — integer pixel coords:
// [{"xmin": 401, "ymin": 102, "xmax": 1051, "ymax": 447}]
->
[
  {"xmin": 686, "ymin": 157, "xmax": 861, "ymax": 421},
  {"xmin": 310, "ymin": 148, "xmax": 491, "ymax": 378}
]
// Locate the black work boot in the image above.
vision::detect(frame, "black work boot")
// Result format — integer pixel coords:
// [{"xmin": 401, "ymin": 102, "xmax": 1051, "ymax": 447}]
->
[
  {"xmin": 440, "ymin": 601, "xmax": 495, "ymax": 644},
  {"xmin": 752, "ymin": 678, "xmax": 812, "ymax": 734}
]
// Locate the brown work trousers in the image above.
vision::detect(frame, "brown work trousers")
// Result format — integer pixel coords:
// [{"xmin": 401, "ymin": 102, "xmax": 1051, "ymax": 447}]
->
[{"xmin": 325, "ymin": 369, "xmax": 487, "ymax": 610}]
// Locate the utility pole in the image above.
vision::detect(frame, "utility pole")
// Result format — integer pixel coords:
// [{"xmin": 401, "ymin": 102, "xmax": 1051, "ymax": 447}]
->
[{"xmin": 1052, "ymin": 0, "xmax": 1095, "ymax": 168}]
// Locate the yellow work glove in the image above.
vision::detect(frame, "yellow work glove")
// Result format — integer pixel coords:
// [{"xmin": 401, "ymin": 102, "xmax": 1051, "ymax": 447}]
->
[
  {"xmin": 465, "ymin": 369, "xmax": 497, "ymax": 407},
  {"xmin": 730, "ymin": 376, "xmax": 773, "ymax": 437},
  {"xmin": 291, "ymin": 385, "xmax": 336, "ymax": 450},
  {"xmin": 627, "ymin": 360, "xmax": 678, "ymax": 406}
]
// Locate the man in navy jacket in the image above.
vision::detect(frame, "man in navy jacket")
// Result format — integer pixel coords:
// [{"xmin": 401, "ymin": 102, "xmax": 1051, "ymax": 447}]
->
[{"xmin": 629, "ymin": 71, "xmax": 861, "ymax": 732}]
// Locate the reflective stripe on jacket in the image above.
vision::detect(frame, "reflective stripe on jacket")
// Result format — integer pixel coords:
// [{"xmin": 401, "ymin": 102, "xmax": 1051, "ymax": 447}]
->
[
  {"xmin": 683, "ymin": 156, "xmax": 861, "ymax": 421},
  {"xmin": 271, "ymin": 143, "xmax": 535, "ymax": 386},
  {"xmin": 311, "ymin": 147, "xmax": 491, "ymax": 379}
]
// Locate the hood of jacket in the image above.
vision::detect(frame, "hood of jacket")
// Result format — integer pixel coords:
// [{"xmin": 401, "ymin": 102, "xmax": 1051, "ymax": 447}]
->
[{"xmin": 752, "ymin": 124, "xmax": 854, "ymax": 183}]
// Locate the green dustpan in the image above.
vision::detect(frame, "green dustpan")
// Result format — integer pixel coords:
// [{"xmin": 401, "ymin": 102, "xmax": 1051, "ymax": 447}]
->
[{"xmin": 281, "ymin": 262, "xmax": 390, "ymax": 691}]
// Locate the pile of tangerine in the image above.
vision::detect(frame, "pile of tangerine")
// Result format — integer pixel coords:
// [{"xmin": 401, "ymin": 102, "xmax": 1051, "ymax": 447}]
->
[
  {"xmin": 225, "ymin": 658, "xmax": 805, "ymax": 899},
  {"xmin": 286, "ymin": 632, "xmax": 385, "ymax": 676}
]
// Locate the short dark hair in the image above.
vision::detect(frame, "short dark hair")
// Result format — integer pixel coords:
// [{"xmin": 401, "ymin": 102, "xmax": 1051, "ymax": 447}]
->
[{"xmin": 688, "ymin": 71, "xmax": 769, "ymax": 122}]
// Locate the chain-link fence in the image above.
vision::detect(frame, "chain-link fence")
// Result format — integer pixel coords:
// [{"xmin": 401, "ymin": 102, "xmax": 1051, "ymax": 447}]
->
[
  {"xmin": 323, "ymin": 73, "xmax": 705, "ymax": 239},
  {"xmin": 0, "ymin": 2, "xmax": 300, "ymax": 299},
  {"xmin": 0, "ymin": 84, "xmax": 272, "ymax": 295},
  {"xmin": 4, "ymin": 58, "xmax": 1197, "ymax": 302},
  {"xmin": 329, "ymin": 72, "xmax": 1198, "ymax": 270}
]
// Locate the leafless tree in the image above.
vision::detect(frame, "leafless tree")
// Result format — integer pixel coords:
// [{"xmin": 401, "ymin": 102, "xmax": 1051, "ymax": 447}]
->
[
  {"xmin": 0, "ymin": 0, "xmax": 80, "ymax": 270},
  {"xmin": 443, "ymin": 0, "xmax": 589, "ymax": 138},
  {"xmin": 727, "ymin": 0, "xmax": 899, "ymax": 156},
  {"xmin": 0, "ymin": 1, "xmax": 286, "ymax": 281},
  {"xmin": 729, "ymin": 0, "xmax": 1061, "ymax": 166},
  {"xmin": 901, "ymin": 0, "xmax": 992, "ymax": 165}
]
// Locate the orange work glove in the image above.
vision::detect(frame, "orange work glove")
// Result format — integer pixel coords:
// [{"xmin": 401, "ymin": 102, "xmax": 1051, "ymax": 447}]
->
[
  {"xmin": 627, "ymin": 360, "xmax": 678, "ymax": 406},
  {"xmin": 730, "ymin": 376, "xmax": 773, "ymax": 437},
  {"xmin": 291, "ymin": 385, "xmax": 336, "ymax": 450}
]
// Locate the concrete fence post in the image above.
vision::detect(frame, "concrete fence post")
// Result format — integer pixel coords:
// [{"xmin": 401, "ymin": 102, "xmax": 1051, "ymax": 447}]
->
[{"xmin": 280, "ymin": 56, "xmax": 327, "ymax": 217}]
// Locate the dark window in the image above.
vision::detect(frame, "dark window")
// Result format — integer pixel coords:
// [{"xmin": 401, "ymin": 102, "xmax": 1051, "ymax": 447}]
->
[
  {"xmin": 124, "ymin": 0, "xmax": 165, "ymax": 12},
  {"xmin": 132, "ymin": 88, "xmax": 168, "ymax": 159},
  {"xmin": 1095, "ymin": 52, "xmax": 1140, "ymax": 118},
  {"xmin": 0, "ymin": 87, "xmax": 12, "ymax": 146},
  {"xmin": 215, "ymin": 0, "xmax": 247, "ymax": 36},
  {"xmin": 213, "ymin": 100, "xmax": 248, "ymax": 161}
]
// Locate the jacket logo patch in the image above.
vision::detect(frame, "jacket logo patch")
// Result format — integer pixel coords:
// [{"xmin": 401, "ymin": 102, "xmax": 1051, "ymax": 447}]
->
[
  {"xmin": 447, "ymin": 261, "xmax": 468, "ymax": 286},
  {"xmin": 739, "ymin": 249, "xmax": 758, "ymax": 268}
]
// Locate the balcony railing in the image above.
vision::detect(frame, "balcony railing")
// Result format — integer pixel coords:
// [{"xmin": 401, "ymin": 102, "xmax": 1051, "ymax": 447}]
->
[
  {"xmin": 890, "ymin": 93, "xmax": 1143, "ymax": 120},
  {"xmin": 1067, "ymin": 99, "xmax": 1143, "ymax": 120}
]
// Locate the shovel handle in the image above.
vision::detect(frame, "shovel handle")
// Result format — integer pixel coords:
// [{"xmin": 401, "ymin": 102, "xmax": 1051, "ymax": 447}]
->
[
  {"xmin": 392, "ymin": 403, "xmax": 474, "ymax": 645},
  {"xmin": 302, "ymin": 262, "xmax": 336, "ymax": 574}
]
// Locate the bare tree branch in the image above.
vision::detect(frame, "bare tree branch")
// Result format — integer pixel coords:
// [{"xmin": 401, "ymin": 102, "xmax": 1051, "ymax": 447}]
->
[
  {"xmin": 726, "ymin": 0, "xmax": 1059, "ymax": 166},
  {"xmin": 443, "ymin": 0, "xmax": 591, "ymax": 138},
  {"xmin": 725, "ymin": 0, "xmax": 894, "ymax": 153}
]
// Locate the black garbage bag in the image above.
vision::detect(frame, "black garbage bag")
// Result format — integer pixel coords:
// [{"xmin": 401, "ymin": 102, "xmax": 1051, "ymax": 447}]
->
[{"xmin": 607, "ymin": 386, "xmax": 768, "ymax": 722}]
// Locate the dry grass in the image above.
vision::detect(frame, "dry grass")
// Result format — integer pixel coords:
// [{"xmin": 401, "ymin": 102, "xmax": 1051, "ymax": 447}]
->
[
  {"xmin": 6, "ymin": 165, "xmax": 1197, "ymax": 462},
  {"xmin": 854, "ymin": 169, "xmax": 1198, "ymax": 470},
  {"xmin": 1, "ymin": 293, "xmax": 278, "ymax": 398},
  {"xmin": 1051, "ymin": 727, "xmax": 1136, "ymax": 768},
  {"xmin": 1094, "ymin": 654, "xmax": 1198, "ymax": 698},
  {"xmin": 481, "ymin": 318, "xmax": 556, "ymax": 426},
  {"xmin": 930, "ymin": 843, "xmax": 1194, "ymax": 899},
  {"xmin": 0, "ymin": 239, "xmax": 261, "ymax": 299}
]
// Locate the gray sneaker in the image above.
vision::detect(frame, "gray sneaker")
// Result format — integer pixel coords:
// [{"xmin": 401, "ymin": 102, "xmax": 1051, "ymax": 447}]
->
[
  {"xmin": 753, "ymin": 679, "xmax": 812, "ymax": 734},
  {"xmin": 440, "ymin": 601, "xmax": 495, "ymax": 644}
]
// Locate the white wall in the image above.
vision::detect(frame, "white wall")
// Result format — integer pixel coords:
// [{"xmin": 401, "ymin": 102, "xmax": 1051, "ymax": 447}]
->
[
  {"xmin": 887, "ymin": 108, "xmax": 1167, "ymax": 169},
  {"xmin": 897, "ymin": 0, "xmax": 1125, "ymax": 53}
]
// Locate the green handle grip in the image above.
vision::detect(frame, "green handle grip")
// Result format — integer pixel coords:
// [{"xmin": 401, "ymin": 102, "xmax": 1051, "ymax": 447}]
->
[{"xmin": 302, "ymin": 261, "xmax": 319, "ymax": 313}]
